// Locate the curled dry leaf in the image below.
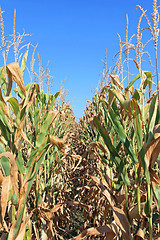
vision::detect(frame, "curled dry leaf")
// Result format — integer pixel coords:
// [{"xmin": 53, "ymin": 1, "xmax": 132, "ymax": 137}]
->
[
  {"xmin": 110, "ymin": 74, "xmax": 123, "ymax": 90},
  {"xmin": 49, "ymin": 109, "xmax": 59, "ymax": 119},
  {"xmin": 49, "ymin": 135, "xmax": 64, "ymax": 150},
  {"xmin": 140, "ymin": 69, "xmax": 147, "ymax": 90},
  {"xmin": 108, "ymin": 90, "xmax": 115, "ymax": 108},
  {"xmin": 145, "ymin": 135, "xmax": 160, "ymax": 169},
  {"xmin": 113, "ymin": 206, "xmax": 131, "ymax": 240},
  {"xmin": 91, "ymin": 176, "xmax": 131, "ymax": 240},
  {"xmin": 90, "ymin": 175, "xmax": 114, "ymax": 206},
  {"xmin": 66, "ymin": 201, "xmax": 92, "ymax": 211},
  {"xmin": 150, "ymin": 168, "xmax": 160, "ymax": 187},
  {"xmin": 74, "ymin": 225, "xmax": 115, "ymax": 240},
  {"xmin": 112, "ymin": 89, "xmax": 125, "ymax": 104},
  {"xmin": 129, "ymin": 202, "xmax": 146, "ymax": 220},
  {"xmin": 153, "ymin": 124, "xmax": 160, "ymax": 139},
  {"xmin": 6, "ymin": 62, "xmax": 26, "ymax": 97},
  {"xmin": 39, "ymin": 203, "xmax": 63, "ymax": 219},
  {"xmin": 125, "ymin": 85, "xmax": 134, "ymax": 98},
  {"xmin": 135, "ymin": 227, "xmax": 145, "ymax": 239}
]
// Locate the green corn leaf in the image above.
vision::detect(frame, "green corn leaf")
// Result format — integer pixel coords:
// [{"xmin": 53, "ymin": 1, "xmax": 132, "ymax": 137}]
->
[
  {"xmin": 0, "ymin": 142, "xmax": 4, "ymax": 153},
  {"xmin": 0, "ymin": 119, "xmax": 10, "ymax": 143},
  {"xmin": 93, "ymin": 116, "xmax": 130, "ymax": 186},
  {"xmin": 7, "ymin": 97, "xmax": 20, "ymax": 116},
  {"xmin": 93, "ymin": 116, "xmax": 119, "ymax": 157},
  {"xmin": 102, "ymin": 101, "xmax": 138, "ymax": 164},
  {"xmin": 16, "ymin": 151, "xmax": 25, "ymax": 174},
  {"xmin": 127, "ymin": 73, "xmax": 141, "ymax": 89},
  {"xmin": 0, "ymin": 67, "xmax": 7, "ymax": 95},
  {"xmin": 52, "ymin": 92, "xmax": 60, "ymax": 105},
  {"xmin": 13, "ymin": 142, "xmax": 49, "ymax": 239},
  {"xmin": 127, "ymin": 71, "xmax": 152, "ymax": 92},
  {"xmin": 13, "ymin": 86, "xmax": 23, "ymax": 99},
  {"xmin": 143, "ymin": 71, "xmax": 152, "ymax": 93},
  {"xmin": 131, "ymin": 99, "xmax": 150, "ymax": 183},
  {"xmin": 36, "ymin": 111, "xmax": 56, "ymax": 147},
  {"xmin": 131, "ymin": 99, "xmax": 143, "ymax": 150},
  {"xmin": 154, "ymin": 184, "xmax": 160, "ymax": 210},
  {"xmin": 0, "ymin": 106, "xmax": 12, "ymax": 131},
  {"xmin": 0, "ymin": 156, "xmax": 10, "ymax": 176},
  {"xmin": 132, "ymin": 89, "xmax": 140, "ymax": 100},
  {"xmin": 21, "ymin": 45, "xmax": 29, "ymax": 76}
]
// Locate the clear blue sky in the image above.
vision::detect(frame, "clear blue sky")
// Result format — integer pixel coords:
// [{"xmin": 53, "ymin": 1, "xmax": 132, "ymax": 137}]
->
[{"xmin": 0, "ymin": 0, "xmax": 154, "ymax": 119}]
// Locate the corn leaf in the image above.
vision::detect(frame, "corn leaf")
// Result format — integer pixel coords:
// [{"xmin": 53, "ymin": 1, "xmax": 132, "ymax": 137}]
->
[
  {"xmin": 21, "ymin": 45, "xmax": 29, "ymax": 76},
  {"xmin": 93, "ymin": 116, "xmax": 130, "ymax": 185},
  {"xmin": 102, "ymin": 101, "xmax": 138, "ymax": 164}
]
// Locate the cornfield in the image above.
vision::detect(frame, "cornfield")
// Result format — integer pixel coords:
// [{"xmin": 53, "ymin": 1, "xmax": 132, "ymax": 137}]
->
[{"xmin": 0, "ymin": 1, "xmax": 160, "ymax": 239}]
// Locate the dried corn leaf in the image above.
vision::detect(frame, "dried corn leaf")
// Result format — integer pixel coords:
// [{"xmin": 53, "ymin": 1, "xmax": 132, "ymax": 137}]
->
[
  {"xmin": 110, "ymin": 74, "xmax": 123, "ymax": 90},
  {"xmin": 0, "ymin": 170, "xmax": 3, "ymax": 185},
  {"xmin": 66, "ymin": 201, "xmax": 92, "ymax": 211},
  {"xmin": 6, "ymin": 62, "xmax": 26, "ymax": 97},
  {"xmin": 150, "ymin": 168, "xmax": 160, "ymax": 186},
  {"xmin": 40, "ymin": 203, "xmax": 63, "ymax": 219},
  {"xmin": 90, "ymin": 175, "xmax": 114, "ymax": 206},
  {"xmin": 112, "ymin": 206, "xmax": 131, "ymax": 240},
  {"xmin": 140, "ymin": 69, "xmax": 147, "ymax": 90},
  {"xmin": 108, "ymin": 90, "xmax": 115, "ymax": 108},
  {"xmin": 153, "ymin": 124, "xmax": 160, "ymax": 139},
  {"xmin": 1, "ymin": 176, "xmax": 11, "ymax": 224},
  {"xmin": 74, "ymin": 225, "xmax": 115, "ymax": 240},
  {"xmin": 49, "ymin": 135, "xmax": 64, "ymax": 150},
  {"xmin": 111, "ymin": 89, "xmax": 125, "ymax": 104},
  {"xmin": 135, "ymin": 227, "xmax": 145, "ymax": 239},
  {"xmin": 129, "ymin": 202, "xmax": 145, "ymax": 220},
  {"xmin": 145, "ymin": 135, "xmax": 160, "ymax": 169}
]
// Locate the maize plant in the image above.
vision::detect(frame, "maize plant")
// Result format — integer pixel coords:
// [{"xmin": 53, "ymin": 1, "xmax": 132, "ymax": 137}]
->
[
  {"xmin": 0, "ymin": 58, "xmax": 76, "ymax": 239},
  {"xmin": 78, "ymin": 65, "xmax": 160, "ymax": 239}
]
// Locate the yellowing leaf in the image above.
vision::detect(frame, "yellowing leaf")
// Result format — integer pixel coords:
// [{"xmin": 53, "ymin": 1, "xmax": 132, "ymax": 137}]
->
[
  {"xmin": 1, "ymin": 176, "xmax": 11, "ymax": 223},
  {"xmin": 6, "ymin": 62, "xmax": 26, "ymax": 97}
]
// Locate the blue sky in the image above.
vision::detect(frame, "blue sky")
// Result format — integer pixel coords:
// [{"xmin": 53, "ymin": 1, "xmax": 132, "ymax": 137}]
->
[{"xmin": 0, "ymin": 0, "xmax": 155, "ymax": 119}]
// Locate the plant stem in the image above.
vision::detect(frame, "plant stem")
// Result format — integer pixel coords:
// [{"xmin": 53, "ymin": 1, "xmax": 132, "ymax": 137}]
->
[
  {"xmin": 155, "ymin": 48, "xmax": 160, "ymax": 119},
  {"xmin": 125, "ymin": 184, "xmax": 130, "ymax": 222},
  {"xmin": 147, "ymin": 183, "xmax": 152, "ymax": 240},
  {"xmin": 134, "ymin": 164, "xmax": 141, "ymax": 222}
]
